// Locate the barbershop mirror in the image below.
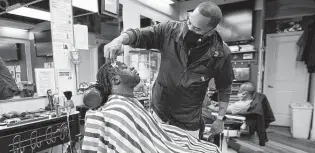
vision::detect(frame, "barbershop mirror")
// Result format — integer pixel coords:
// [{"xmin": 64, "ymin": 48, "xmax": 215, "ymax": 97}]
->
[
  {"xmin": 0, "ymin": 0, "xmax": 53, "ymax": 101},
  {"xmin": 0, "ymin": 0, "xmax": 122, "ymax": 101},
  {"xmin": 74, "ymin": 3, "xmax": 123, "ymax": 93},
  {"xmin": 128, "ymin": 15, "xmax": 161, "ymax": 108}
]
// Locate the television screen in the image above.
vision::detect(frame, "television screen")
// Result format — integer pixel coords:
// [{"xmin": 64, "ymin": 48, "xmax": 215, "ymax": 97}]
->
[
  {"xmin": 34, "ymin": 31, "xmax": 53, "ymax": 57},
  {"xmin": 217, "ymin": 1, "xmax": 254, "ymax": 43},
  {"xmin": 187, "ymin": 1, "xmax": 254, "ymax": 43},
  {"xmin": 35, "ymin": 42, "xmax": 53, "ymax": 57},
  {"xmin": 0, "ymin": 42, "xmax": 19, "ymax": 61},
  {"xmin": 34, "ymin": 30, "xmax": 51, "ymax": 42},
  {"xmin": 233, "ymin": 67, "xmax": 250, "ymax": 81}
]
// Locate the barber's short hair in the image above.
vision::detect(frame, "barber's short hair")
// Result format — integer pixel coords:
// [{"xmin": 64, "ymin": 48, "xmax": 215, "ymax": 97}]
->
[
  {"xmin": 196, "ymin": 1, "xmax": 222, "ymax": 27},
  {"xmin": 241, "ymin": 82, "xmax": 256, "ymax": 95}
]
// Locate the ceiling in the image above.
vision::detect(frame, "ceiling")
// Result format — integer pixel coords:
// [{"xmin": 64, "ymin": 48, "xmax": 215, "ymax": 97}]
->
[{"xmin": 0, "ymin": 0, "xmax": 93, "ymax": 30}]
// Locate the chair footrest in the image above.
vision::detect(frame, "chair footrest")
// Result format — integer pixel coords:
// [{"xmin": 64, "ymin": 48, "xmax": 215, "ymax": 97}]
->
[
  {"xmin": 204, "ymin": 128, "xmax": 240, "ymax": 137},
  {"xmin": 211, "ymin": 112, "xmax": 246, "ymax": 121}
]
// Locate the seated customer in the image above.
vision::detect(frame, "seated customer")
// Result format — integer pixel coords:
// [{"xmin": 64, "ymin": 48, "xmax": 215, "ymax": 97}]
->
[
  {"xmin": 0, "ymin": 57, "xmax": 18, "ymax": 100},
  {"xmin": 208, "ymin": 82, "xmax": 255, "ymax": 115},
  {"xmin": 82, "ymin": 62, "xmax": 220, "ymax": 153}
]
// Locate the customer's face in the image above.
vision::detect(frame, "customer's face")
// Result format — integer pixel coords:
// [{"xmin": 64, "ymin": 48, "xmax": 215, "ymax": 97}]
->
[
  {"xmin": 114, "ymin": 61, "xmax": 140, "ymax": 88},
  {"xmin": 237, "ymin": 87, "xmax": 248, "ymax": 100}
]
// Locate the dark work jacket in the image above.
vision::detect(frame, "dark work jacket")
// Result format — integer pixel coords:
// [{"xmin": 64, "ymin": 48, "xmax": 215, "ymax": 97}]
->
[
  {"xmin": 125, "ymin": 21, "xmax": 234, "ymax": 130},
  {"xmin": 297, "ymin": 21, "xmax": 315, "ymax": 73},
  {"xmin": 0, "ymin": 60, "xmax": 18, "ymax": 100},
  {"xmin": 242, "ymin": 92, "xmax": 275, "ymax": 146}
]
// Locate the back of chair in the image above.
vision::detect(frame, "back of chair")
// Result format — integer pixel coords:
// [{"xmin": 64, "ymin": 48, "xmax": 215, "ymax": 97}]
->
[{"xmin": 241, "ymin": 92, "xmax": 275, "ymax": 146}]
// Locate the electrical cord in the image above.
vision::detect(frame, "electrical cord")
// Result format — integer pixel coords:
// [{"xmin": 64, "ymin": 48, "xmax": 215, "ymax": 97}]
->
[{"xmin": 67, "ymin": 112, "xmax": 73, "ymax": 153}]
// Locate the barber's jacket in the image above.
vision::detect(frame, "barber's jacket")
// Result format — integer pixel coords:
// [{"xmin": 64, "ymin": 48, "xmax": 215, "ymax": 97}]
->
[
  {"xmin": 0, "ymin": 60, "xmax": 18, "ymax": 100},
  {"xmin": 125, "ymin": 21, "xmax": 234, "ymax": 130}
]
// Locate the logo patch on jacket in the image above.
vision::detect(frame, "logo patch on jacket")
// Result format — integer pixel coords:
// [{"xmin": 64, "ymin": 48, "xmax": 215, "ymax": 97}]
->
[{"xmin": 213, "ymin": 51, "xmax": 219, "ymax": 57}]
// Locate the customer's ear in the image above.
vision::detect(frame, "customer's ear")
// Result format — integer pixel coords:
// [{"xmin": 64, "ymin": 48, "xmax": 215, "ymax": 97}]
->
[{"xmin": 110, "ymin": 75, "xmax": 121, "ymax": 85}]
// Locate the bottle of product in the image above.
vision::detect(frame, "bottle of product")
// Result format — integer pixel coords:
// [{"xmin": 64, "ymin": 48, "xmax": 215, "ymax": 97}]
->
[
  {"xmin": 54, "ymin": 95, "xmax": 60, "ymax": 116},
  {"xmin": 63, "ymin": 91, "xmax": 74, "ymax": 115}
]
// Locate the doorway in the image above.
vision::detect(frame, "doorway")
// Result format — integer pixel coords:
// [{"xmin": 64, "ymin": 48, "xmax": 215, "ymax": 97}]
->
[{"xmin": 264, "ymin": 32, "xmax": 309, "ymax": 126}]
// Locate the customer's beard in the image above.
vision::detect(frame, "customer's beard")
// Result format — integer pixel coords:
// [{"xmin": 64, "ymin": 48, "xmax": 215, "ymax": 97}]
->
[{"xmin": 119, "ymin": 74, "xmax": 141, "ymax": 88}]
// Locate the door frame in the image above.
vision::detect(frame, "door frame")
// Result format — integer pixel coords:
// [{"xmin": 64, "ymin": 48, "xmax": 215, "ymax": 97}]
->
[
  {"xmin": 263, "ymin": 31, "xmax": 303, "ymax": 94},
  {"xmin": 263, "ymin": 31, "xmax": 310, "ymax": 126}
]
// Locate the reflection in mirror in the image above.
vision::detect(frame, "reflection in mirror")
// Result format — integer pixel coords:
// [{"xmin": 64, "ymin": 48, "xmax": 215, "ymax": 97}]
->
[
  {"xmin": 0, "ymin": 0, "xmax": 52, "ymax": 100},
  {"xmin": 129, "ymin": 15, "xmax": 161, "ymax": 108},
  {"xmin": 0, "ymin": 0, "xmax": 123, "ymax": 101},
  {"xmin": 73, "ymin": 3, "xmax": 123, "ymax": 88}
]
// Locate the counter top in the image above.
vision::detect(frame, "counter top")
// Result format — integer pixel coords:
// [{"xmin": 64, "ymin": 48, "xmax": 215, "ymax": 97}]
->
[
  {"xmin": 0, "ymin": 111, "xmax": 79, "ymax": 131},
  {"xmin": 0, "ymin": 96, "xmax": 44, "ymax": 103}
]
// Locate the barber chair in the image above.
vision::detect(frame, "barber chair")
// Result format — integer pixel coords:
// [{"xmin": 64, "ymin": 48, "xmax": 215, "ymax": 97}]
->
[{"xmin": 202, "ymin": 112, "xmax": 247, "ymax": 150}]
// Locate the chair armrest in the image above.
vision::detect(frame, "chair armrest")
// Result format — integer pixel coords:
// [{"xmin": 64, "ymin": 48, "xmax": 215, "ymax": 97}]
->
[{"xmin": 211, "ymin": 112, "xmax": 246, "ymax": 121}]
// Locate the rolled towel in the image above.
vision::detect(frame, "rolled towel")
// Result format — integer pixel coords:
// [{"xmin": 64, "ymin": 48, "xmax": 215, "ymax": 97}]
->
[{"xmin": 83, "ymin": 87, "xmax": 103, "ymax": 110}]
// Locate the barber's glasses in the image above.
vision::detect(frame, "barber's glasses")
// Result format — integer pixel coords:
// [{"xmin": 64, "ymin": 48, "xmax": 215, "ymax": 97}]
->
[{"xmin": 187, "ymin": 18, "xmax": 216, "ymax": 35}]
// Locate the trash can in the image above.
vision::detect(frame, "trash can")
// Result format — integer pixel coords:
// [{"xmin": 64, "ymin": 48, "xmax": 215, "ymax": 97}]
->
[{"xmin": 290, "ymin": 102, "xmax": 313, "ymax": 139}]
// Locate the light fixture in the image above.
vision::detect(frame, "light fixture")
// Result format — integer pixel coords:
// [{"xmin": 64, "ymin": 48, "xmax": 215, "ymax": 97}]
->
[
  {"xmin": 161, "ymin": 0, "xmax": 174, "ymax": 4},
  {"xmin": 8, "ymin": 7, "xmax": 51, "ymax": 21},
  {"xmin": 72, "ymin": 0, "xmax": 98, "ymax": 12},
  {"xmin": 0, "ymin": 27, "xmax": 28, "ymax": 32}
]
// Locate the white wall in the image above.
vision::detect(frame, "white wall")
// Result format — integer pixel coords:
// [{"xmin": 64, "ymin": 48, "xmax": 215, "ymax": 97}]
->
[
  {"xmin": 310, "ymin": 74, "xmax": 315, "ymax": 140},
  {"xmin": 120, "ymin": 0, "xmax": 179, "ymax": 29},
  {"xmin": 119, "ymin": 0, "xmax": 179, "ymax": 63}
]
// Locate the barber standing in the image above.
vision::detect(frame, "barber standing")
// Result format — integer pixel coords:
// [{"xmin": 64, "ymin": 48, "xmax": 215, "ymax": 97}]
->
[{"xmin": 104, "ymin": 1, "xmax": 234, "ymax": 138}]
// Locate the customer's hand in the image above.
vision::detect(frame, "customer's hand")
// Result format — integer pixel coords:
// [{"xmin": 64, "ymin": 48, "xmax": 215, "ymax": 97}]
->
[
  {"xmin": 104, "ymin": 37, "xmax": 124, "ymax": 62},
  {"xmin": 210, "ymin": 119, "xmax": 224, "ymax": 134}
]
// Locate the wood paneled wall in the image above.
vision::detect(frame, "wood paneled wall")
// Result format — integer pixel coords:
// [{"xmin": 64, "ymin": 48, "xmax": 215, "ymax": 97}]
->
[{"xmin": 266, "ymin": 0, "xmax": 315, "ymax": 20}]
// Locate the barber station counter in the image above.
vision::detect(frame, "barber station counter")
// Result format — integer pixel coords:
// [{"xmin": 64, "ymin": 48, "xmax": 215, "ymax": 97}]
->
[
  {"xmin": 0, "ymin": 111, "xmax": 80, "ymax": 153},
  {"xmin": 0, "ymin": 95, "xmax": 83, "ymax": 114},
  {"xmin": 0, "ymin": 95, "xmax": 83, "ymax": 153}
]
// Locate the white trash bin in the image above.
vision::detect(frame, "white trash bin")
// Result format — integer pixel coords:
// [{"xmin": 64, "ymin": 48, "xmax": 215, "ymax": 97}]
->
[{"xmin": 290, "ymin": 102, "xmax": 313, "ymax": 139}]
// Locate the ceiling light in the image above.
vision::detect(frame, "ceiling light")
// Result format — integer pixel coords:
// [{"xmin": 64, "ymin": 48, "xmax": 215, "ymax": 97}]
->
[
  {"xmin": 0, "ymin": 26, "xmax": 28, "ymax": 32},
  {"xmin": 161, "ymin": 0, "xmax": 174, "ymax": 4},
  {"xmin": 8, "ymin": 7, "xmax": 50, "ymax": 21},
  {"xmin": 73, "ymin": 0, "xmax": 98, "ymax": 12}
]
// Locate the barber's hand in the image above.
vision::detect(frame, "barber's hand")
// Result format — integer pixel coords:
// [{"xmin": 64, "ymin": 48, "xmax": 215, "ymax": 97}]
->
[
  {"xmin": 210, "ymin": 119, "xmax": 224, "ymax": 135},
  {"xmin": 208, "ymin": 105, "xmax": 217, "ymax": 111},
  {"xmin": 104, "ymin": 37, "xmax": 124, "ymax": 62}
]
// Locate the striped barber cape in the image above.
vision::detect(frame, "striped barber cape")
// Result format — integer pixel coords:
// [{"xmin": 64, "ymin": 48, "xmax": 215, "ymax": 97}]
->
[{"xmin": 82, "ymin": 95, "xmax": 220, "ymax": 153}]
